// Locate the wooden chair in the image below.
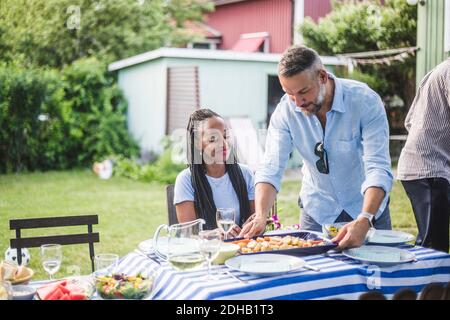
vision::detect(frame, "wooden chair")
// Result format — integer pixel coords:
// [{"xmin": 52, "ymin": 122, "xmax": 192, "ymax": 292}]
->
[
  {"xmin": 9, "ymin": 215, "xmax": 99, "ymax": 272},
  {"xmin": 166, "ymin": 183, "xmax": 278, "ymax": 227},
  {"xmin": 419, "ymin": 283, "xmax": 445, "ymax": 300},
  {"xmin": 358, "ymin": 291, "xmax": 387, "ymax": 300},
  {"xmin": 442, "ymin": 282, "xmax": 450, "ymax": 300},
  {"xmin": 392, "ymin": 288, "xmax": 418, "ymax": 300}
]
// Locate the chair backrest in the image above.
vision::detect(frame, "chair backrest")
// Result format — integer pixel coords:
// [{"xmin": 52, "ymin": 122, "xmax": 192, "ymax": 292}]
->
[
  {"xmin": 9, "ymin": 215, "xmax": 99, "ymax": 272},
  {"xmin": 419, "ymin": 283, "xmax": 445, "ymax": 300},
  {"xmin": 166, "ymin": 184, "xmax": 179, "ymax": 225},
  {"xmin": 392, "ymin": 288, "xmax": 418, "ymax": 300}
]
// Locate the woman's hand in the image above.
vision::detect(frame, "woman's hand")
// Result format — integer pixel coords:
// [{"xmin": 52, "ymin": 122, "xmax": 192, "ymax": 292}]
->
[{"xmin": 215, "ymin": 225, "xmax": 242, "ymax": 240}]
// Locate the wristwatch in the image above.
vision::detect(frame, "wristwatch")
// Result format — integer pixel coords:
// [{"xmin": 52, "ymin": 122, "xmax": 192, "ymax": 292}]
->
[{"xmin": 358, "ymin": 211, "xmax": 375, "ymax": 228}]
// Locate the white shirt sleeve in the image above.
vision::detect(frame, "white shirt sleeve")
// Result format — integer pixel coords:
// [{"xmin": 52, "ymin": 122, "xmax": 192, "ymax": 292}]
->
[{"xmin": 173, "ymin": 168, "xmax": 195, "ymax": 205}]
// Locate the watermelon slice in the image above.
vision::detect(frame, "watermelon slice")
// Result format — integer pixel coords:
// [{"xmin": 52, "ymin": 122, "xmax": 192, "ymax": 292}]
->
[
  {"xmin": 69, "ymin": 292, "xmax": 87, "ymax": 300},
  {"xmin": 60, "ymin": 293, "xmax": 71, "ymax": 300},
  {"xmin": 37, "ymin": 281, "xmax": 64, "ymax": 300},
  {"xmin": 58, "ymin": 284, "xmax": 71, "ymax": 295},
  {"xmin": 37, "ymin": 279, "xmax": 90, "ymax": 300},
  {"xmin": 47, "ymin": 287, "xmax": 64, "ymax": 300}
]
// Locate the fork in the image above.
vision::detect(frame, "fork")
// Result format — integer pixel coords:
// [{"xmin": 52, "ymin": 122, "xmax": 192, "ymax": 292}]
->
[{"xmin": 216, "ymin": 269, "xmax": 248, "ymax": 284}]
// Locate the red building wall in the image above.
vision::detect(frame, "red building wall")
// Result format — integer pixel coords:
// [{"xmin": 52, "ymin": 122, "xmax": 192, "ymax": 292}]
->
[
  {"xmin": 304, "ymin": 0, "xmax": 332, "ymax": 23},
  {"xmin": 206, "ymin": 0, "xmax": 293, "ymax": 53}
]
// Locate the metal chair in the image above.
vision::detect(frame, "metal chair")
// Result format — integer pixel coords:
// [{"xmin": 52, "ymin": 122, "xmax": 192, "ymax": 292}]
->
[{"xmin": 9, "ymin": 215, "xmax": 99, "ymax": 272}]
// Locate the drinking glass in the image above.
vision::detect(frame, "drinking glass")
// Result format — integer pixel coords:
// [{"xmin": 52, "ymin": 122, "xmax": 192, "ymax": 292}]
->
[
  {"xmin": 40, "ymin": 244, "xmax": 62, "ymax": 280},
  {"xmin": 199, "ymin": 229, "xmax": 222, "ymax": 280},
  {"xmin": 94, "ymin": 253, "xmax": 119, "ymax": 277},
  {"xmin": 216, "ymin": 208, "xmax": 236, "ymax": 240}
]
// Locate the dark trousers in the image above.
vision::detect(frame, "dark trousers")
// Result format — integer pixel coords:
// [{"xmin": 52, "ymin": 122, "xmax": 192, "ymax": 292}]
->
[
  {"xmin": 401, "ymin": 178, "xmax": 450, "ymax": 253},
  {"xmin": 299, "ymin": 200, "xmax": 392, "ymax": 232}
]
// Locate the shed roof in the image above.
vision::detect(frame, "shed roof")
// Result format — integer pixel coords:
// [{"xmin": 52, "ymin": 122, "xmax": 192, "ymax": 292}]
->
[{"xmin": 108, "ymin": 47, "xmax": 347, "ymax": 72}]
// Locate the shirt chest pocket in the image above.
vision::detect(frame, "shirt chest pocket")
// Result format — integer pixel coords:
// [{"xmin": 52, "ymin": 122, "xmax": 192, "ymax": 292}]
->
[
  {"xmin": 331, "ymin": 137, "xmax": 361, "ymax": 158},
  {"xmin": 330, "ymin": 137, "xmax": 363, "ymax": 181}
]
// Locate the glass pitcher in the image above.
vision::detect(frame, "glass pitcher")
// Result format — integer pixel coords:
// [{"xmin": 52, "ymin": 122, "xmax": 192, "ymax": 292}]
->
[{"xmin": 153, "ymin": 219, "xmax": 206, "ymax": 271}]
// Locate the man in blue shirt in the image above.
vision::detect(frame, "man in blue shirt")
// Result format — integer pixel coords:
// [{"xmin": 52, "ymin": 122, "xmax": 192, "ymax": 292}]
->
[{"xmin": 239, "ymin": 45, "xmax": 393, "ymax": 249}]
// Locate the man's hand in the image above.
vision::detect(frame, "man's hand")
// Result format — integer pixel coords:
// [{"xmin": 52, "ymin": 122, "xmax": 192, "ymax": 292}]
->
[
  {"xmin": 331, "ymin": 217, "xmax": 371, "ymax": 249},
  {"xmin": 238, "ymin": 215, "xmax": 266, "ymax": 238}
]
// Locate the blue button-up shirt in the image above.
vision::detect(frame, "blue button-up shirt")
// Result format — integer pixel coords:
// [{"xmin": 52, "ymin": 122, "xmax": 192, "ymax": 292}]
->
[{"xmin": 255, "ymin": 73, "xmax": 393, "ymax": 225}]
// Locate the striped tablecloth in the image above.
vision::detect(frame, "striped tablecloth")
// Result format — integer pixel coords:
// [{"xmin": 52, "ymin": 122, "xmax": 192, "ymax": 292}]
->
[{"xmin": 110, "ymin": 245, "xmax": 450, "ymax": 300}]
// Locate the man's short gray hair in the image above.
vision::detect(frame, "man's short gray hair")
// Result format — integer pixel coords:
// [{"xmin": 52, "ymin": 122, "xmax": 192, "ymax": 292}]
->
[{"xmin": 278, "ymin": 45, "xmax": 324, "ymax": 78}]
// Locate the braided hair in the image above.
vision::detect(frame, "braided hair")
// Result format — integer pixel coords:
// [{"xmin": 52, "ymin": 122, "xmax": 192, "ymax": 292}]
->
[{"xmin": 186, "ymin": 108, "xmax": 251, "ymax": 230}]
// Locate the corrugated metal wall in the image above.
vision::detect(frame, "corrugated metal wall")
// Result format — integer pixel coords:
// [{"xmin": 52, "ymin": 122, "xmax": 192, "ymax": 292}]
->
[
  {"xmin": 207, "ymin": 0, "xmax": 293, "ymax": 53},
  {"xmin": 304, "ymin": 0, "xmax": 331, "ymax": 23},
  {"xmin": 416, "ymin": 0, "xmax": 450, "ymax": 86}
]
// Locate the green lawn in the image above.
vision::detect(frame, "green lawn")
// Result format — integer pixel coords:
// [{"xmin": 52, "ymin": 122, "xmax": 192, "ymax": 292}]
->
[{"xmin": 0, "ymin": 169, "xmax": 417, "ymax": 280}]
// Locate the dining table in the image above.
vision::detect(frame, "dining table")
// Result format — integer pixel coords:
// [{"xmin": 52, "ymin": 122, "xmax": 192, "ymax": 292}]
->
[{"xmin": 47, "ymin": 243, "xmax": 448, "ymax": 300}]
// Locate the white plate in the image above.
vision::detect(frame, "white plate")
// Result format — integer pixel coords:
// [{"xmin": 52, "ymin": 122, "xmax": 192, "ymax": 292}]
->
[
  {"xmin": 367, "ymin": 230, "xmax": 415, "ymax": 246},
  {"xmin": 138, "ymin": 237, "xmax": 200, "ymax": 257},
  {"xmin": 138, "ymin": 237, "xmax": 168, "ymax": 254},
  {"xmin": 225, "ymin": 254, "xmax": 306, "ymax": 277},
  {"xmin": 343, "ymin": 245, "xmax": 416, "ymax": 266}
]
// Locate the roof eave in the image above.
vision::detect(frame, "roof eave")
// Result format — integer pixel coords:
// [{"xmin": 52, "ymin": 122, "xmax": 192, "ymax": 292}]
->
[{"xmin": 108, "ymin": 47, "xmax": 348, "ymax": 72}]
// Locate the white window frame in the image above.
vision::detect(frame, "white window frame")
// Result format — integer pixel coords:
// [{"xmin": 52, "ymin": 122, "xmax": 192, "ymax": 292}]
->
[{"xmin": 445, "ymin": 0, "xmax": 450, "ymax": 52}]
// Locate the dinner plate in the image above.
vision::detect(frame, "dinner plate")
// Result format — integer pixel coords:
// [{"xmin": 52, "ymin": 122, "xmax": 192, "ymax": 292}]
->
[
  {"xmin": 138, "ymin": 237, "xmax": 168, "ymax": 254},
  {"xmin": 138, "ymin": 237, "xmax": 199, "ymax": 257},
  {"xmin": 343, "ymin": 245, "xmax": 416, "ymax": 266},
  {"xmin": 366, "ymin": 230, "xmax": 415, "ymax": 246},
  {"xmin": 225, "ymin": 254, "xmax": 306, "ymax": 277},
  {"xmin": 10, "ymin": 268, "xmax": 34, "ymax": 285}
]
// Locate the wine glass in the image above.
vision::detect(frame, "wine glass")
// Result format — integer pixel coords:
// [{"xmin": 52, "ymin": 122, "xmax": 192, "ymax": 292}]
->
[
  {"xmin": 94, "ymin": 253, "xmax": 119, "ymax": 277},
  {"xmin": 216, "ymin": 208, "xmax": 236, "ymax": 240},
  {"xmin": 40, "ymin": 244, "xmax": 62, "ymax": 280},
  {"xmin": 199, "ymin": 229, "xmax": 222, "ymax": 280}
]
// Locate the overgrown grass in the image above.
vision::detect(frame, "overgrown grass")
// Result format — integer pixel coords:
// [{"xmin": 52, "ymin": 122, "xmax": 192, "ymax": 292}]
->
[{"xmin": 1, "ymin": 170, "xmax": 418, "ymax": 280}]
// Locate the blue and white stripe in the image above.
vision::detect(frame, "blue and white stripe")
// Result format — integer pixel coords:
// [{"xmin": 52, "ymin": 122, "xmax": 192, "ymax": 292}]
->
[
  {"xmin": 111, "ymin": 245, "xmax": 450, "ymax": 300},
  {"xmin": 29, "ymin": 246, "xmax": 450, "ymax": 300}
]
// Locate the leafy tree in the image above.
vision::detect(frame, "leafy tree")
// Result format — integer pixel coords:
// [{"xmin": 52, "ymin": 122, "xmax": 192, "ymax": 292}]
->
[
  {"xmin": 300, "ymin": 0, "xmax": 417, "ymax": 134},
  {"xmin": 61, "ymin": 57, "xmax": 140, "ymax": 167},
  {"xmin": 0, "ymin": 0, "xmax": 213, "ymax": 68}
]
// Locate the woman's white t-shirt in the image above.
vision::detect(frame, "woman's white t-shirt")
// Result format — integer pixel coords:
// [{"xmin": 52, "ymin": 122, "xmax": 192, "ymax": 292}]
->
[{"xmin": 173, "ymin": 164, "xmax": 255, "ymax": 224}]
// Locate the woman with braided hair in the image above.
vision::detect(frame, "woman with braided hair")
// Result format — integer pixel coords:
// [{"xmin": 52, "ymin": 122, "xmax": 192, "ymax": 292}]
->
[{"xmin": 173, "ymin": 108, "xmax": 255, "ymax": 237}]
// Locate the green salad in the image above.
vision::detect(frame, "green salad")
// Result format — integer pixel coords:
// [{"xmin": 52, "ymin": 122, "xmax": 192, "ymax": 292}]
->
[{"xmin": 95, "ymin": 274, "xmax": 153, "ymax": 300}]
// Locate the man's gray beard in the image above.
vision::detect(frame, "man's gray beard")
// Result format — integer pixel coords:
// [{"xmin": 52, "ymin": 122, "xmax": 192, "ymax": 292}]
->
[{"xmin": 304, "ymin": 83, "xmax": 326, "ymax": 116}]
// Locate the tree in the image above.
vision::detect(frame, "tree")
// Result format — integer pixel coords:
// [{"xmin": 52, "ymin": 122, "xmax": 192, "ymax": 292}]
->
[
  {"xmin": 0, "ymin": 0, "xmax": 213, "ymax": 68},
  {"xmin": 300, "ymin": 0, "xmax": 417, "ymax": 134}
]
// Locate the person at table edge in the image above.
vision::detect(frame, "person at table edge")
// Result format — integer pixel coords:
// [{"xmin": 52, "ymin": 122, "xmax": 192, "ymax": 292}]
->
[
  {"xmin": 174, "ymin": 108, "xmax": 256, "ymax": 235},
  {"xmin": 240, "ymin": 45, "xmax": 394, "ymax": 249}
]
